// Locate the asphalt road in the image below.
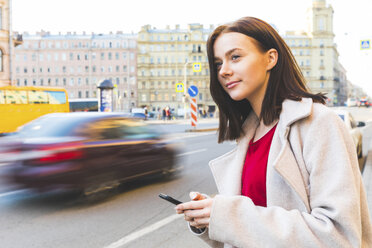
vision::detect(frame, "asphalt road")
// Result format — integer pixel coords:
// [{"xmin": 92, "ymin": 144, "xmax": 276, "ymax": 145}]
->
[
  {"xmin": 1, "ymin": 107, "xmax": 372, "ymax": 248},
  {"xmin": 0, "ymin": 131, "xmax": 234, "ymax": 248}
]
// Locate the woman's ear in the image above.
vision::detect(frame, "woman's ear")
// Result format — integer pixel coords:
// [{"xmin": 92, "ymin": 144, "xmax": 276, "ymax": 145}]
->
[{"xmin": 266, "ymin": 48, "xmax": 278, "ymax": 71}]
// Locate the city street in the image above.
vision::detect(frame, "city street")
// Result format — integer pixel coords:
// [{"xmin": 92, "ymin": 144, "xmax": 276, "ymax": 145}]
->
[{"xmin": 0, "ymin": 107, "xmax": 372, "ymax": 248}]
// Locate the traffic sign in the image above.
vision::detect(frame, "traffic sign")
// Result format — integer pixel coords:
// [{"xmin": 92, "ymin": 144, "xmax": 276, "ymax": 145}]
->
[
  {"xmin": 192, "ymin": 62, "xmax": 202, "ymax": 72},
  {"xmin": 188, "ymin": 85, "xmax": 199, "ymax": 97},
  {"xmin": 175, "ymin": 83, "xmax": 184, "ymax": 92},
  {"xmin": 361, "ymin": 40, "xmax": 370, "ymax": 50}
]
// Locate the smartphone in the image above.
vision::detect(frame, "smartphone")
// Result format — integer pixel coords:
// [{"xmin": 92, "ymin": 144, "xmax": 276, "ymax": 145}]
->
[{"xmin": 159, "ymin": 193, "xmax": 182, "ymax": 205}]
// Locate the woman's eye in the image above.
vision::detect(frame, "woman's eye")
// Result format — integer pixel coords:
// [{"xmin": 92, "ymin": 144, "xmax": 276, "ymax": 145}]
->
[
  {"xmin": 215, "ymin": 62, "xmax": 222, "ymax": 69},
  {"xmin": 231, "ymin": 55, "xmax": 240, "ymax": 60}
]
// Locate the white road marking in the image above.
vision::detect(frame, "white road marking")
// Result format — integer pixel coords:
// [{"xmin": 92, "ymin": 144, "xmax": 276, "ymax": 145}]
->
[
  {"xmin": 165, "ymin": 131, "xmax": 216, "ymax": 141},
  {"xmin": 0, "ymin": 189, "xmax": 27, "ymax": 198},
  {"xmin": 176, "ymin": 148, "xmax": 207, "ymax": 157},
  {"xmin": 103, "ymin": 214, "xmax": 182, "ymax": 248}
]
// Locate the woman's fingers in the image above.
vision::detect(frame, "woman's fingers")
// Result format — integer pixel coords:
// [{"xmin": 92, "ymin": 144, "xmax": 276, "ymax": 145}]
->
[
  {"xmin": 175, "ymin": 199, "xmax": 212, "ymax": 212},
  {"xmin": 183, "ymin": 208, "xmax": 210, "ymax": 219},
  {"xmin": 190, "ymin": 217, "xmax": 210, "ymax": 229}
]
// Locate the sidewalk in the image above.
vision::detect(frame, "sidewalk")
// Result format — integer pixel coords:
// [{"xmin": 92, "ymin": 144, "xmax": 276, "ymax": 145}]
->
[
  {"xmin": 145, "ymin": 117, "xmax": 219, "ymax": 125},
  {"xmin": 146, "ymin": 117, "xmax": 219, "ymax": 132}
]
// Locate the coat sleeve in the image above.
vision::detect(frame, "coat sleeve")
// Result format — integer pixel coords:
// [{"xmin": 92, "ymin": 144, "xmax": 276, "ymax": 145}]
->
[
  {"xmin": 188, "ymin": 225, "xmax": 224, "ymax": 248},
  {"xmin": 207, "ymin": 109, "xmax": 372, "ymax": 247}
]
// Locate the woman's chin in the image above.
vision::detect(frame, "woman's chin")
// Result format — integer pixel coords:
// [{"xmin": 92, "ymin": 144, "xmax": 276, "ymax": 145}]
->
[{"xmin": 229, "ymin": 94, "xmax": 247, "ymax": 102}]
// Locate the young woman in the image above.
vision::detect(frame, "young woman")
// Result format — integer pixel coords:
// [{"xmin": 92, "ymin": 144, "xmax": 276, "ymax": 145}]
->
[{"xmin": 175, "ymin": 17, "xmax": 372, "ymax": 247}]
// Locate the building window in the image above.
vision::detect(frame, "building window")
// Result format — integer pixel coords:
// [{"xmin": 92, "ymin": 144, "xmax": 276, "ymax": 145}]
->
[{"xmin": 318, "ymin": 18, "xmax": 325, "ymax": 31}]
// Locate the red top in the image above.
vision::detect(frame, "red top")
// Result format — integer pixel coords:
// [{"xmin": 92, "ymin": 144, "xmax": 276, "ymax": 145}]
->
[{"xmin": 241, "ymin": 124, "xmax": 277, "ymax": 207}]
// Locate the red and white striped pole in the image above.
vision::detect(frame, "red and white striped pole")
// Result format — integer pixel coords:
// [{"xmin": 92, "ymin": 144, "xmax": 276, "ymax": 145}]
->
[{"xmin": 190, "ymin": 97, "xmax": 197, "ymax": 127}]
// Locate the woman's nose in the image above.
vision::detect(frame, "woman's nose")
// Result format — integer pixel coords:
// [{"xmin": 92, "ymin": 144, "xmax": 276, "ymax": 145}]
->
[{"xmin": 219, "ymin": 63, "xmax": 232, "ymax": 77}]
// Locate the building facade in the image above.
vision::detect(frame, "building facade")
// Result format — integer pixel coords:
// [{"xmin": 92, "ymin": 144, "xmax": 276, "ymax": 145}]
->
[
  {"xmin": 0, "ymin": 0, "xmax": 11, "ymax": 86},
  {"xmin": 136, "ymin": 24, "xmax": 215, "ymax": 116},
  {"xmin": 283, "ymin": 0, "xmax": 348, "ymax": 106},
  {"xmin": 13, "ymin": 31, "xmax": 137, "ymax": 111}
]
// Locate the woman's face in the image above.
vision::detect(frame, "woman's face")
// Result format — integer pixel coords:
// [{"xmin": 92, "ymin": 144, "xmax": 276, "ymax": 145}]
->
[{"xmin": 213, "ymin": 32, "xmax": 273, "ymax": 103}]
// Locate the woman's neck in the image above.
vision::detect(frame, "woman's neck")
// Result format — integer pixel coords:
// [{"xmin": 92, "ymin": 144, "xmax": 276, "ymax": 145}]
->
[{"xmin": 253, "ymin": 119, "xmax": 278, "ymax": 143}]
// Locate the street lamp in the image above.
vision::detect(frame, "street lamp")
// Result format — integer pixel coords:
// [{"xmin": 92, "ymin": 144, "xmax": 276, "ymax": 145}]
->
[{"xmin": 183, "ymin": 62, "xmax": 190, "ymax": 119}]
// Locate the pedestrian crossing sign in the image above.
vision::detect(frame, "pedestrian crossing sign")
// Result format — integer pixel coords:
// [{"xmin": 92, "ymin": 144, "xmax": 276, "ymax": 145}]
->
[
  {"xmin": 192, "ymin": 62, "xmax": 202, "ymax": 72},
  {"xmin": 175, "ymin": 83, "xmax": 184, "ymax": 92},
  {"xmin": 361, "ymin": 40, "xmax": 370, "ymax": 50}
]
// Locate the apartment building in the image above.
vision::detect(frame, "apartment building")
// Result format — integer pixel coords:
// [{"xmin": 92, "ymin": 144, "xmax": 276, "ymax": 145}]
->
[
  {"xmin": 283, "ymin": 0, "xmax": 348, "ymax": 105},
  {"xmin": 13, "ymin": 31, "xmax": 137, "ymax": 111},
  {"xmin": 137, "ymin": 23, "xmax": 215, "ymax": 115}
]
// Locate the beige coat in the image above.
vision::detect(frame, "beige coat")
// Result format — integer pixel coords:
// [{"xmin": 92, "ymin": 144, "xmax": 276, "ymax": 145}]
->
[{"xmin": 195, "ymin": 98, "xmax": 372, "ymax": 248}]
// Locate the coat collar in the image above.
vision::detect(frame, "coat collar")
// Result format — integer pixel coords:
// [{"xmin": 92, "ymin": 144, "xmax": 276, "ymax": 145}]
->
[
  {"xmin": 209, "ymin": 98, "xmax": 313, "ymax": 206},
  {"xmin": 240, "ymin": 98, "xmax": 313, "ymax": 144}
]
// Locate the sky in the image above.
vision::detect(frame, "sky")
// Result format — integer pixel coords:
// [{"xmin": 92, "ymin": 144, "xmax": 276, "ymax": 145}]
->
[{"xmin": 11, "ymin": 0, "xmax": 372, "ymax": 96}]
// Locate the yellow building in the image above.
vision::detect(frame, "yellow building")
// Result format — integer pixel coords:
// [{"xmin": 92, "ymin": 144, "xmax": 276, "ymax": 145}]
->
[{"xmin": 137, "ymin": 23, "xmax": 215, "ymax": 116}]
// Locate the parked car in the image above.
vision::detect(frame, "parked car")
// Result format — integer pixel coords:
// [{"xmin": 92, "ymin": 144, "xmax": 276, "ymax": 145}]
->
[
  {"xmin": 333, "ymin": 109, "xmax": 365, "ymax": 171},
  {"xmin": 358, "ymin": 98, "xmax": 369, "ymax": 108},
  {"xmin": 0, "ymin": 112, "xmax": 178, "ymax": 195},
  {"xmin": 346, "ymin": 98, "xmax": 358, "ymax": 107}
]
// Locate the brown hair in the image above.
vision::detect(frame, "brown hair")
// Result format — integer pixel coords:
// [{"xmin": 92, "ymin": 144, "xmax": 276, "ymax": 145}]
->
[{"xmin": 207, "ymin": 17, "xmax": 326, "ymax": 143}]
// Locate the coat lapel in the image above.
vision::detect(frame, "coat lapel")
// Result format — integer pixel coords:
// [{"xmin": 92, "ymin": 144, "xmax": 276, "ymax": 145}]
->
[
  {"xmin": 268, "ymin": 98, "xmax": 313, "ymax": 211},
  {"xmin": 209, "ymin": 112, "xmax": 259, "ymax": 195}
]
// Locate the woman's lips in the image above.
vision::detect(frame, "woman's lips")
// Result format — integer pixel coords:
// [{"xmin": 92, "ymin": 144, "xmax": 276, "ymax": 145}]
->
[{"xmin": 226, "ymin": 81, "xmax": 240, "ymax": 89}]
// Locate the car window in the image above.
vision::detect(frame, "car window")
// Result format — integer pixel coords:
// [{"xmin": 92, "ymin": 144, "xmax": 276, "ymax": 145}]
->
[
  {"xmin": 79, "ymin": 118, "xmax": 159, "ymax": 140},
  {"xmin": 16, "ymin": 115, "xmax": 87, "ymax": 137}
]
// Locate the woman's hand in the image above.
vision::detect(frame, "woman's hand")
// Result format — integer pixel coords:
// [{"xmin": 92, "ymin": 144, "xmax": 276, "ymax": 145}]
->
[{"xmin": 175, "ymin": 192, "xmax": 214, "ymax": 229}]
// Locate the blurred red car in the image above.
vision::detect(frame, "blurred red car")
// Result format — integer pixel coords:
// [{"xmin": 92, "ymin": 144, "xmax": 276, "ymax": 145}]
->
[{"xmin": 0, "ymin": 112, "xmax": 177, "ymax": 195}]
